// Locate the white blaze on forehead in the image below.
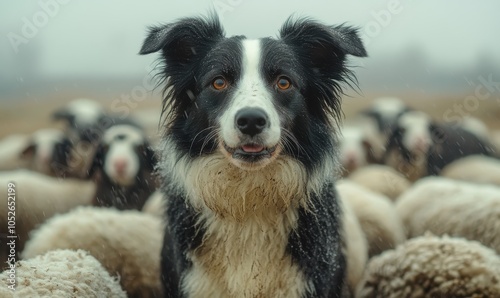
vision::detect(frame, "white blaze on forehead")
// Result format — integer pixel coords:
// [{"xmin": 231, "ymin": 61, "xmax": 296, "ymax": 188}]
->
[
  {"xmin": 399, "ymin": 111, "xmax": 432, "ymax": 153},
  {"xmin": 102, "ymin": 125, "xmax": 145, "ymax": 146},
  {"xmin": 218, "ymin": 39, "xmax": 281, "ymax": 147}
]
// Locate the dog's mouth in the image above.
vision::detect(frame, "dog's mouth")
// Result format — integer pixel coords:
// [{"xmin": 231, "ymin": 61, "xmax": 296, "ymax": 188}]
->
[{"xmin": 222, "ymin": 142, "xmax": 279, "ymax": 168}]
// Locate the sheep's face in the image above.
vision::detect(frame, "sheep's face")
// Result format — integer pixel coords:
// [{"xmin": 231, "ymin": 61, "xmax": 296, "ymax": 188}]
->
[
  {"xmin": 21, "ymin": 129, "xmax": 72, "ymax": 176},
  {"xmin": 98, "ymin": 125, "xmax": 154, "ymax": 186}
]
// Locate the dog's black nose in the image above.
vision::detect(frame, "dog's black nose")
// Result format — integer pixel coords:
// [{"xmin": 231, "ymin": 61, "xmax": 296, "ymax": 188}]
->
[{"xmin": 235, "ymin": 108, "xmax": 268, "ymax": 137}]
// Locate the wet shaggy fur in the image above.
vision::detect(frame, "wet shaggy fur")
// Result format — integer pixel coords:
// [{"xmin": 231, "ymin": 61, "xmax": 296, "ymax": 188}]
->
[{"xmin": 140, "ymin": 14, "xmax": 366, "ymax": 298}]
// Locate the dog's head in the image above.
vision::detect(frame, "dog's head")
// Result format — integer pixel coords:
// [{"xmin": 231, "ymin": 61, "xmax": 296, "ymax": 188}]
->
[{"xmin": 140, "ymin": 15, "xmax": 366, "ymax": 171}]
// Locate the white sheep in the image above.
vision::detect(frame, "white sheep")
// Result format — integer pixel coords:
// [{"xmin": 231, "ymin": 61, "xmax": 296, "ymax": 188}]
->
[
  {"xmin": 22, "ymin": 206, "xmax": 164, "ymax": 298},
  {"xmin": 0, "ymin": 169, "xmax": 95, "ymax": 265},
  {"xmin": 0, "ymin": 134, "xmax": 30, "ymax": 171},
  {"xmin": 142, "ymin": 190, "xmax": 166, "ymax": 217},
  {"xmin": 356, "ymin": 234, "xmax": 500, "ymax": 297},
  {"xmin": 457, "ymin": 116, "xmax": 491, "ymax": 142},
  {"xmin": 0, "ymin": 249, "xmax": 126, "ymax": 297},
  {"xmin": 396, "ymin": 177, "xmax": 500, "ymax": 253},
  {"xmin": 440, "ymin": 155, "xmax": 500, "ymax": 186},
  {"xmin": 337, "ymin": 180, "xmax": 406, "ymax": 258},
  {"xmin": 346, "ymin": 165, "xmax": 411, "ymax": 201},
  {"xmin": 339, "ymin": 193, "xmax": 368, "ymax": 295}
]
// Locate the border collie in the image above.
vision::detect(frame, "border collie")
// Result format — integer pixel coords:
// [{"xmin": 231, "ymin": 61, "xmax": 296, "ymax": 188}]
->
[{"xmin": 140, "ymin": 14, "xmax": 366, "ymax": 298}]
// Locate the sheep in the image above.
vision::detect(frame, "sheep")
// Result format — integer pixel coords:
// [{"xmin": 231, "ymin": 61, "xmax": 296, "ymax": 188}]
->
[
  {"xmin": 22, "ymin": 206, "xmax": 164, "ymax": 298},
  {"xmin": 0, "ymin": 169, "xmax": 95, "ymax": 268},
  {"xmin": 0, "ymin": 130, "xmax": 72, "ymax": 177},
  {"xmin": 440, "ymin": 155, "xmax": 500, "ymax": 186},
  {"xmin": 0, "ymin": 134, "xmax": 30, "ymax": 171},
  {"xmin": 339, "ymin": 126, "xmax": 381, "ymax": 175},
  {"xmin": 383, "ymin": 110, "xmax": 496, "ymax": 181},
  {"xmin": 346, "ymin": 165, "xmax": 411, "ymax": 201},
  {"xmin": 356, "ymin": 234, "xmax": 500, "ymax": 298},
  {"xmin": 88, "ymin": 123, "xmax": 158, "ymax": 210},
  {"xmin": 0, "ymin": 249, "xmax": 127, "ymax": 297},
  {"xmin": 20, "ymin": 128, "xmax": 73, "ymax": 177},
  {"xmin": 339, "ymin": 190, "xmax": 368, "ymax": 295},
  {"xmin": 457, "ymin": 116, "xmax": 491, "ymax": 142},
  {"xmin": 142, "ymin": 190, "xmax": 166, "ymax": 218},
  {"xmin": 337, "ymin": 180, "xmax": 406, "ymax": 258},
  {"xmin": 396, "ymin": 177, "xmax": 500, "ymax": 253},
  {"xmin": 360, "ymin": 97, "xmax": 411, "ymax": 136},
  {"xmin": 52, "ymin": 98, "xmax": 107, "ymax": 142}
]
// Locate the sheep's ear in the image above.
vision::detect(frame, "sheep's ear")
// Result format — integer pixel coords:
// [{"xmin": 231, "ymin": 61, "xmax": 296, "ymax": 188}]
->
[
  {"xmin": 20, "ymin": 142, "xmax": 36, "ymax": 159},
  {"xmin": 139, "ymin": 15, "xmax": 225, "ymax": 63},
  {"xmin": 280, "ymin": 18, "xmax": 367, "ymax": 65}
]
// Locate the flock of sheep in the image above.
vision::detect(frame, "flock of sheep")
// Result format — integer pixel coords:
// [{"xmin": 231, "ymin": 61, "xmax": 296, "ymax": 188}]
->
[{"xmin": 0, "ymin": 96, "xmax": 500, "ymax": 297}]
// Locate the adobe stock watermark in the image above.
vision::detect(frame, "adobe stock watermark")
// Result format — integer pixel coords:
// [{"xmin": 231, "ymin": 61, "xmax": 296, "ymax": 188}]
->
[
  {"xmin": 443, "ymin": 74, "xmax": 500, "ymax": 125},
  {"xmin": 7, "ymin": 0, "xmax": 72, "ymax": 54},
  {"xmin": 361, "ymin": 0, "xmax": 405, "ymax": 46},
  {"xmin": 212, "ymin": 0, "xmax": 244, "ymax": 20}
]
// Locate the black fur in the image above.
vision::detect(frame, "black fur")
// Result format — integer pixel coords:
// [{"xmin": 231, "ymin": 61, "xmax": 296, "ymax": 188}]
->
[{"xmin": 140, "ymin": 14, "xmax": 366, "ymax": 297}]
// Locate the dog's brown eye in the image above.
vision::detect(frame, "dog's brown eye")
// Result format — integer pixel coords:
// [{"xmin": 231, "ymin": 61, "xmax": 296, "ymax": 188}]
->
[
  {"xmin": 277, "ymin": 77, "xmax": 291, "ymax": 90},
  {"xmin": 212, "ymin": 77, "xmax": 227, "ymax": 90}
]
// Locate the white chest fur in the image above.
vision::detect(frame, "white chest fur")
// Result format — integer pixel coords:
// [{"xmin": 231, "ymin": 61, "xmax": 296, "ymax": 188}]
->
[{"xmin": 167, "ymin": 152, "xmax": 314, "ymax": 297}]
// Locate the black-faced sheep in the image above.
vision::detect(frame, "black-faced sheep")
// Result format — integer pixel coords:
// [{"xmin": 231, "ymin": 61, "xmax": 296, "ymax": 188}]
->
[
  {"xmin": 0, "ymin": 129, "xmax": 72, "ymax": 177},
  {"xmin": 88, "ymin": 124, "xmax": 158, "ymax": 210},
  {"xmin": 0, "ymin": 170, "xmax": 95, "ymax": 268},
  {"xmin": 346, "ymin": 165, "xmax": 411, "ymax": 201},
  {"xmin": 0, "ymin": 249, "xmax": 127, "ymax": 297},
  {"xmin": 337, "ymin": 180, "xmax": 406, "ymax": 258},
  {"xmin": 383, "ymin": 110, "xmax": 496, "ymax": 181},
  {"xmin": 22, "ymin": 206, "xmax": 164, "ymax": 298},
  {"xmin": 356, "ymin": 234, "xmax": 500, "ymax": 297},
  {"xmin": 52, "ymin": 98, "xmax": 107, "ymax": 143},
  {"xmin": 339, "ymin": 126, "xmax": 381, "ymax": 175},
  {"xmin": 396, "ymin": 177, "xmax": 500, "ymax": 253},
  {"xmin": 360, "ymin": 97, "xmax": 411, "ymax": 138}
]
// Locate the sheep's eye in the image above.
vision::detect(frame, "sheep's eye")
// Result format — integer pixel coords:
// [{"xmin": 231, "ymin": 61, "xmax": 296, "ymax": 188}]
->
[
  {"xmin": 212, "ymin": 77, "xmax": 227, "ymax": 90},
  {"xmin": 276, "ymin": 77, "xmax": 291, "ymax": 90}
]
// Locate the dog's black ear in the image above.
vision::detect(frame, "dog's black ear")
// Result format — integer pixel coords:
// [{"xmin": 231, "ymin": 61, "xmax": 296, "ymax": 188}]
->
[
  {"xmin": 279, "ymin": 18, "xmax": 367, "ymax": 124},
  {"xmin": 280, "ymin": 17, "xmax": 367, "ymax": 65},
  {"xmin": 139, "ymin": 15, "xmax": 225, "ymax": 62}
]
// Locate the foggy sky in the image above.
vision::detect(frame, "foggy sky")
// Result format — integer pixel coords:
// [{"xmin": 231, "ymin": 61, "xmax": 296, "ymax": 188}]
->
[{"xmin": 1, "ymin": 0, "xmax": 499, "ymax": 83}]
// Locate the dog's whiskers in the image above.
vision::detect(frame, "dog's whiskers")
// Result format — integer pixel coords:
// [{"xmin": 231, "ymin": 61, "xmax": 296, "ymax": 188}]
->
[{"xmin": 189, "ymin": 126, "xmax": 217, "ymax": 155}]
